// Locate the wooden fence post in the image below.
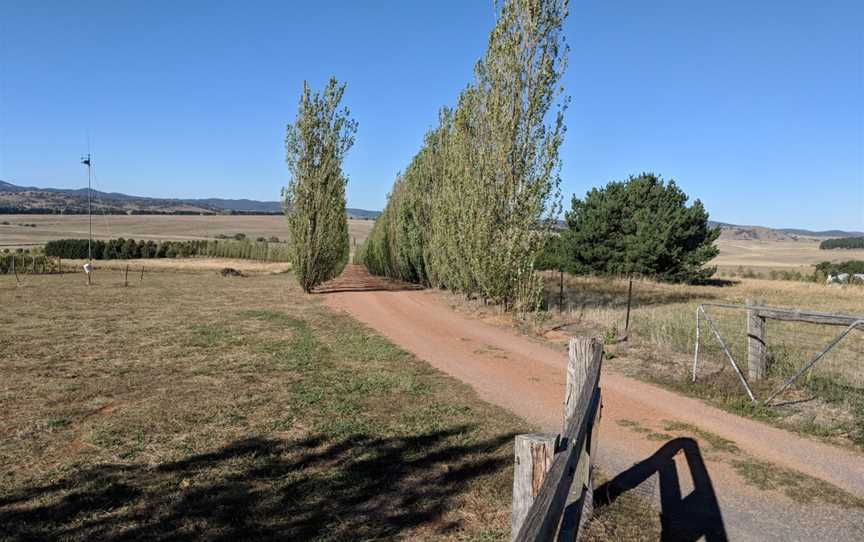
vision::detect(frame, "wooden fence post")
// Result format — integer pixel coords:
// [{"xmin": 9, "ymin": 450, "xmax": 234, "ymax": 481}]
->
[
  {"xmin": 747, "ymin": 299, "xmax": 767, "ymax": 380},
  {"xmin": 564, "ymin": 338, "xmax": 601, "ymax": 431},
  {"xmin": 559, "ymin": 337, "xmax": 603, "ymax": 540},
  {"xmin": 512, "ymin": 433, "xmax": 558, "ymax": 540},
  {"xmin": 124, "ymin": 265, "xmax": 129, "ymax": 287}
]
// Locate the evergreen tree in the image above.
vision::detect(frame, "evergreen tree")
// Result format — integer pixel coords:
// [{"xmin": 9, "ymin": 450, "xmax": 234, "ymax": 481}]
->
[
  {"xmin": 561, "ymin": 173, "xmax": 720, "ymax": 282},
  {"xmin": 283, "ymin": 77, "xmax": 356, "ymax": 292}
]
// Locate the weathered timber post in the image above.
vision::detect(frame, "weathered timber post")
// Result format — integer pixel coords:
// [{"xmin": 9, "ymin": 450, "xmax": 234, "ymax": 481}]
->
[
  {"xmin": 124, "ymin": 264, "xmax": 129, "ymax": 287},
  {"xmin": 512, "ymin": 433, "xmax": 558, "ymax": 541},
  {"xmin": 140, "ymin": 266, "xmax": 145, "ymax": 282},
  {"xmin": 559, "ymin": 337, "xmax": 603, "ymax": 540},
  {"xmin": 564, "ymin": 338, "xmax": 601, "ymax": 430},
  {"xmin": 746, "ymin": 299, "xmax": 767, "ymax": 380}
]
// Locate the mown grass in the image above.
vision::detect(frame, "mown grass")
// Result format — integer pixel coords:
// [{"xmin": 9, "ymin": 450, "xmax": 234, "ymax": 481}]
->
[{"xmin": 0, "ymin": 271, "xmax": 529, "ymax": 541}]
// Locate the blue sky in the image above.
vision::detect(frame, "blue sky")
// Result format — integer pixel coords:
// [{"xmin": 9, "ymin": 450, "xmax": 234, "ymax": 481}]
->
[{"xmin": 1, "ymin": 1, "xmax": 861, "ymax": 230}]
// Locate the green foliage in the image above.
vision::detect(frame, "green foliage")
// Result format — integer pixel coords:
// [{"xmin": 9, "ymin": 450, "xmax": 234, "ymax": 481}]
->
[
  {"xmin": 560, "ymin": 173, "xmax": 720, "ymax": 283},
  {"xmin": 283, "ymin": 77, "xmax": 355, "ymax": 292},
  {"xmin": 357, "ymin": 0, "xmax": 569, "ymax": 311},
  {"xmin": 815, "ymin": 260, "xmax": 864, "ymax": 276},
  {"xmin": 535, "ymin": 234, "xmax": 566, "ymax": 271},
  {"xmin": 820, "ymin": 237, "xmax": 864, "ymax": 250},
  {"xmin": 43, "ymin": 238, "xmax": 291, "ymax": 262}
]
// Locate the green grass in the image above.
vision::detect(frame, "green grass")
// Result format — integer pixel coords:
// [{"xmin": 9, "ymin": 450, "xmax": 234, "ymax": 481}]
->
[{"xmin": 662, "ymin": 421, "xmax": 741, "ymax": 454}]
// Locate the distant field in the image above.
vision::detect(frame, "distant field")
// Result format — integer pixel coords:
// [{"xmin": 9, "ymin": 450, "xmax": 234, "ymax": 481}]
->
[
  {"xmin": 5, "ymin": 214, "xmax": 863, "ymax": 275},
  {"xmin": 713, "ymin": 238, "xmax": 864, "ymax": 274},
  {"xmin": 0, "ymin": 214, "xmax": 375, "ymax": 248}
]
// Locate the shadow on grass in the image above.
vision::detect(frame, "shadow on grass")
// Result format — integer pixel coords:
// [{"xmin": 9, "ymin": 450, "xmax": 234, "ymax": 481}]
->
[
  {"xmin": 594, "ymin": 438, "xmax": 728, "ymax": 542},
  {"xmin": 1, "ymin": 426, "xmax": 513, "ymax": 541}
]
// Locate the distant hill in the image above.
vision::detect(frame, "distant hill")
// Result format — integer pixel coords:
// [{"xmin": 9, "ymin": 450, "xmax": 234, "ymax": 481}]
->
[
  {"xmin": 0, "ymin": 180, "xmax": 380, "ymax": 219},
  {"xmin": 708, "ymin": 221, "xmax": 863, "ymax": 241}
]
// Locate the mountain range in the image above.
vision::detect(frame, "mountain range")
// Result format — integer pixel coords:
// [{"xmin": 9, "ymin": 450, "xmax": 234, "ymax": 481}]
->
[
  {"xmin": 1, "ymin": 180, "xmax": 859, "ymax": 237},
  {"xmin": 0, "ymin": 180, "xmax": 380, "ymax": 219}
]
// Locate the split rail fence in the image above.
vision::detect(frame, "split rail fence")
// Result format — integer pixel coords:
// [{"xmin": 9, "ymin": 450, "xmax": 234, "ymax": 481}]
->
[{"xmin": 511, "ymin": 337, "xmax": 603, "ymax": 541}]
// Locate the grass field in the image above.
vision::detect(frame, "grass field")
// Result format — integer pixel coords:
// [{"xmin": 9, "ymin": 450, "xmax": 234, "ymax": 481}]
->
[
  {"xmin": 0, "ymin": 215, "xmax": 375, "ymax": 249},
  {"xmin": 532, "ymin": 274, "xmax": 864, "ymax": 450},
  {"xmin": 714, "ymin": 238, "xmax": 864, "ymax": 275},
  {"xmin": 0, "ymin": 270, "xmax": 528, "ymax": 540}
]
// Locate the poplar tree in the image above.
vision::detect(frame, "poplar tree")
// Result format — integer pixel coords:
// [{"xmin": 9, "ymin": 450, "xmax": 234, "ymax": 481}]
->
[
  {"xmin": 283, "ymin": 77, "xmax": 356, "ymax": 292},
  {"xmin": 357, "ymin": 0, "xmax": 569, "ymax": 312}
]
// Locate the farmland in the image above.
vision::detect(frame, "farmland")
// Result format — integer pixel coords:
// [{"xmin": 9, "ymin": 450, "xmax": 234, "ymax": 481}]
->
[
  {"xmin": 0, "ymin": 270, "xmax": 527, "ymax": 540},
  {"xmin": 0, "ymin": 214, "xmax": 375, "ymax": 250},
  {"xmin": 714, "ymin": 237, "xmax": 864, "ymax": 275}
]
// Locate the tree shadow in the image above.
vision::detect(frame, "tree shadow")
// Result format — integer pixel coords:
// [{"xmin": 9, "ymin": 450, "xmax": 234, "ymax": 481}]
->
[
  {"xmin": 1, "ymin": 426, "xmax": 514, "ymax": 541},
  {"xmin": 593, "ymin": 438, "xmax": 728, "ymax": 542}
]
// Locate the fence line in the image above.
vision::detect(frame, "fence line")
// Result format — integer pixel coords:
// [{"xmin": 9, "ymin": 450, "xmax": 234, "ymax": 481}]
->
[{"xmin": 693, "ymin": 301, "xmax": 863, "ymax": 404}]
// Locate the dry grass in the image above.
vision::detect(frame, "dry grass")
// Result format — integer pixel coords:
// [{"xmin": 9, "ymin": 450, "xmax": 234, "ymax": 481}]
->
[
  {"xmin": 0, "ymin": 215, "xmax": 374, "ymax": 249},
  {"xmin": 714, "ymin": 237, "xmax": 864, "ymax": 274},
  {"xmin": 0, "ymin": 270, "xmax": 527, "ymax": 541},
  {"xmin": 444, "ymin": 272, "xmax": 864, "ymax": 450},
  {"xmin": 614, "ymin": 417, "xmax": 864, "ymax": 510},
  {"xmin": 540, "ymin": 274, "xmax": 864, "ymax": 449}
]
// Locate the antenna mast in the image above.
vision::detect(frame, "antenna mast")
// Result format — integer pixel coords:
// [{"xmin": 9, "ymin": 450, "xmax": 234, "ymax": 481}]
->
[{"xmin": 81, "ymin": 153, "xmax": 92, "ymax": 283}]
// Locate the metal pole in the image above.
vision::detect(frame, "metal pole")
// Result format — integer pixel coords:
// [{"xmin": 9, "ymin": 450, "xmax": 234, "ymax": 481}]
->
[
  {"xmin": 86, "ymin": 154, "xmax": 91, "ymax": 263},
  {"xmin": 624, "ymin": 278, "xmax": 633, "ymax": 338},
  {"xmin": 700, "ymin": 306, "xmax": 757, "ymax": 402},
  {"xmin": 559, "ymin": 269, "xmax": 564, "ymax": 312},
  {"xmin": 692, "ymin": 305, "xmax": 701, "ymax": 382}
]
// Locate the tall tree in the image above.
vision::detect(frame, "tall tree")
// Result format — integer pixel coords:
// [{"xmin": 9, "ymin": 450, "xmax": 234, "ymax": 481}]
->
[
  {"xmin": 561, "ymin": 173, "xmax": 720, "ymax": 282},
  {"xmin": 283, "ymin": 77, "xmax": 356, "ymax": 292},
  {"xmin": 357, "ymin": 0, "xmax": 569, "ymax": 312}
]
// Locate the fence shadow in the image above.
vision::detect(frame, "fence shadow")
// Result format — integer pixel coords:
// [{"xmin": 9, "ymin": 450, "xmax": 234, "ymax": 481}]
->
[
  {"xmin": 0, "ymin": 426, "xmax": 513, "ymax": 541},
  {"xmin": 593, "ymin": 437, "xmax": 728, "ymax": 542}
]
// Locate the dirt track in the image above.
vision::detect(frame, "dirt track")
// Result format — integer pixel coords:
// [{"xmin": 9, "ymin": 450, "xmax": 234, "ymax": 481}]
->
[{"xmin": 323, "ymin": 266, "xmax": 864, "ymax": 541}]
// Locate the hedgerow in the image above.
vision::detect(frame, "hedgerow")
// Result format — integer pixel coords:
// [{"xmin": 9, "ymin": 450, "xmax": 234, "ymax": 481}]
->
[{"xmin": 43, "ymin": 238, "xmax": 291, "ymax": 262}]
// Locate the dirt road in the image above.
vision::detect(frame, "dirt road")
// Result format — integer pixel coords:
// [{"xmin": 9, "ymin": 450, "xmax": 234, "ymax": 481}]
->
[{"xmin": 323, "ymin": 268, "xmax": 864, "ymax": 541}]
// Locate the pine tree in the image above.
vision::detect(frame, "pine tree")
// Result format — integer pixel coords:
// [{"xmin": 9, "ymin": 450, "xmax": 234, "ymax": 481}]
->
[{"xmin": 561, "ymin": 173, "xmax": 721, "ymax": 282}]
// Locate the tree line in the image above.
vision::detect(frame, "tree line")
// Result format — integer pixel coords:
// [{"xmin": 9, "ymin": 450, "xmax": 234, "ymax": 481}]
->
[
  {"xmin": 44, "ymin": 238, "xmax": 291, "ymax": 262},
  {"xmin": 819, "ymin": 237, "xmax": 864, "ymax": 250},
  {"xmin": 354, "ymin": 0, "xmax": 570, "ymax": 311},
  {"xmin": 281, "ymin": 0, "xmax": 720, "ymax": 296}
]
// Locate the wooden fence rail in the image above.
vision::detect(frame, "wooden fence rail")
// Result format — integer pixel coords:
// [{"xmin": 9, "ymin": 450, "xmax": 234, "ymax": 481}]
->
[{"xmin": 512, "ymin": 337, "xmax": 603, "ymax": 541}]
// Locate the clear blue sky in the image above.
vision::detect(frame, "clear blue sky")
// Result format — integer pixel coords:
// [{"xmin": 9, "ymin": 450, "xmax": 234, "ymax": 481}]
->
[{"xmin": 1, "ymin": 1, "xmax": 861, "ymax": 230}]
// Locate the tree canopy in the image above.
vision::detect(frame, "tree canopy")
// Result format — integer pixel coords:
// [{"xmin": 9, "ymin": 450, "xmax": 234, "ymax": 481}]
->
[{"xmin": 559, "ymin": 173, "xmax": 720, "ymax": 282}]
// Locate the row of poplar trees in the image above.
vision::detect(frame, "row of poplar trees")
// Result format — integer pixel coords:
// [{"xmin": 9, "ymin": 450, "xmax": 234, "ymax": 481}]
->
[{"xmin": 356, "ymin": 0, "xmax": 570, "ymax": 311}]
